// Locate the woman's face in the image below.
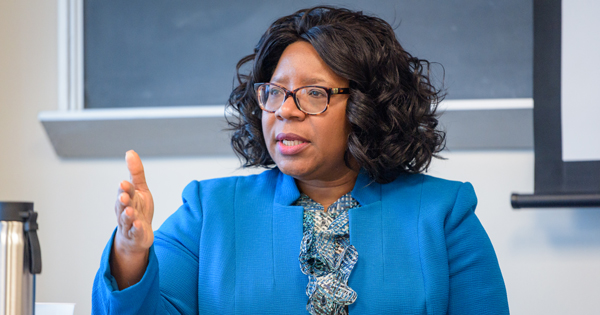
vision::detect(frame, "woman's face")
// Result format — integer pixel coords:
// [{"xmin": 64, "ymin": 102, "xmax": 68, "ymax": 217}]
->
[{"xmin": 261, "ymin": 41, "xmax": 353, "ymax": 183}]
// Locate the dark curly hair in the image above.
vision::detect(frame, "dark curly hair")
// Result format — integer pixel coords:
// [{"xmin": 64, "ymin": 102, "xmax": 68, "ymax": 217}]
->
[{"xmin": 227, "ymin": 6, "xmax": 445, "ymax": 184}]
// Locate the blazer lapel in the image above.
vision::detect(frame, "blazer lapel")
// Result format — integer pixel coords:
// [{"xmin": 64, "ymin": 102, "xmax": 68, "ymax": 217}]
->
[
  {"xmin": 271, "ymin": 171, "xmax": 307, "ymax": 309},
  {"xmin": 348, "ymin": 171, "xmax": 387, "ymax": 313}
]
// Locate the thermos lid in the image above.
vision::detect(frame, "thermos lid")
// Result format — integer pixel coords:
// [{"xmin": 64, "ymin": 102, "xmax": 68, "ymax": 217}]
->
[
  {"xmin": 0, "ymin": 201, "xmax": 34, "ymax": 221},
  {"xmin": 0, "ymin": 201, "xmax": 42, "ymax": 274}
]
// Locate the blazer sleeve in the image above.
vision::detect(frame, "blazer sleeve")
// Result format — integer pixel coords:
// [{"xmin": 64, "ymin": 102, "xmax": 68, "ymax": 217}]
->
[
  {"xmin": 444, "ymin": 182, "xmax": 509, "ymax": 314},
  {"xmin": 92, "ymin": 180, "xmax": 203, "ymax": 315}
]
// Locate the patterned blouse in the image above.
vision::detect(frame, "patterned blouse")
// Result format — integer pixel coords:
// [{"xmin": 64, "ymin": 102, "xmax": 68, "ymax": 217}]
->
[{"xmin": 295, "ymin": 193, "xmax": 361, "ymax": 315}]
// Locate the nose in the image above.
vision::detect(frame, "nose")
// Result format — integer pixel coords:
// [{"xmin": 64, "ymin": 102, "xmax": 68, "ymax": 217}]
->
[{"xmin": 276, "ymin": 93, "xmax": 305, "ymax": 120}]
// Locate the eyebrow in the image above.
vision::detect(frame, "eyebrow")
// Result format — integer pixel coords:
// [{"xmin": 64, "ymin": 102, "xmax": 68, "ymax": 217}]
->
[
  {"xmin": 302, "ymin": 77, "xmax": 328, "ymax": 85},
  {"xmin": 270, "ymin": 76, "xmax": 329, "ymax": 86}
]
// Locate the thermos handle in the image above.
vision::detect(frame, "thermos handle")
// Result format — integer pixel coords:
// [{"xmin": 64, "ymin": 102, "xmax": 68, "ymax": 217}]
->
[{"xmin": 22, "ymin": 210, "xmax": 42, "ymax": 274}]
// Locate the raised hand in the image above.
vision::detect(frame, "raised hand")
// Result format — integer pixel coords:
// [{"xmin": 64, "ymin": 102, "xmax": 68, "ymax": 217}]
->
[{"xmin": 111, "ymin": 150, "xmax": 155, "ymax": 289}]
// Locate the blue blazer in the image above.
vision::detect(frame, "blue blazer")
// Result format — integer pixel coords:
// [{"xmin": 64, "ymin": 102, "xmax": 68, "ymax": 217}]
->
[{"xmin": 92, "ymin": 169, "xmax": 509, "ymax": 314}]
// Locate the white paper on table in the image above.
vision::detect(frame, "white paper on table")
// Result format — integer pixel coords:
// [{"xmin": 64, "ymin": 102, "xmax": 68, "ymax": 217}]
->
[{"xmin": 35, "ymin": 303, "xmax": 75, "ymax": 315}]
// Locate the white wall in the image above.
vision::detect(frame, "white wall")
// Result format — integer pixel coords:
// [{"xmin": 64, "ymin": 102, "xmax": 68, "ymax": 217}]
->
[{"xmin": 1, "ymin": 1, "xmax": 600, "ymax": 314}]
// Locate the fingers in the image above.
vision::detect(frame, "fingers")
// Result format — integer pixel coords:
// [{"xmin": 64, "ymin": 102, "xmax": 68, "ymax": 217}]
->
[
  {"xmin": 120, "ymin": 180, "xmax": 135, "ymax": 197},
  {"xmin": 115, "ymin": 181, "xmax": 134, "ymax": 217},
  {"xmin": 126, "ymin": 150, "xmax": 149, "ymax": 192},
  {"xmin": 117, "ymin": 207, "xmax": 153, "ymax": 250},
  {"xmin": 114, "ymin": 150, "xmax": 154, "ymax": 250},
  {"xmin": 130, "ymin": 220, "xmax": 147, "ymax": 240},
  {"xmin": 120, "ymin": 207, "xmax": 135, "ymax": 232},
  {"xmin": 119, "ymin": 206, "xmax": 147, "ymax": 240}
]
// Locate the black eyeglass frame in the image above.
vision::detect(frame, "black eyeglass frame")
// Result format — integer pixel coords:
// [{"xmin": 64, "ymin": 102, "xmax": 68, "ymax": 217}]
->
[{"xmin": 253, "ymin": 82, "xmax": 350, "ymax": 115}]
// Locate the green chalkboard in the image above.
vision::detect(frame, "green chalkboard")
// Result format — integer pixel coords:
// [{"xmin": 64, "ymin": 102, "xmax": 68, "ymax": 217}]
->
[{"xmin": 84, "ymin": 0, "xmax": 532, "ymax": 108}]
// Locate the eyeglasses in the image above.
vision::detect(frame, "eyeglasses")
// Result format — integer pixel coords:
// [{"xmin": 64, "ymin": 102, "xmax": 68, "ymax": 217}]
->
[{"xmin": 254, "ymin": 82, "xmax": 350, "ymax": 115}]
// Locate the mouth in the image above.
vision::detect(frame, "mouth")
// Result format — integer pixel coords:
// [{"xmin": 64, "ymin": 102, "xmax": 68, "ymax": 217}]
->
[
  {"xmin": 275, "ymin": 133, "xmax": 309, "ymax": 154},
  {"xmin": 280, "ymin": 139, "xmax": 306, "ymax": 146},
  {"xmin": 276, "ymin": 133, "xmax": 309, "ymax": 143}
]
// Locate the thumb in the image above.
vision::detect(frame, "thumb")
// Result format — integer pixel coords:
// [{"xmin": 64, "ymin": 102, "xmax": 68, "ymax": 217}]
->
[{"xmin": 126, "ymin": 150, "xmax": 149, "ymax": 192}]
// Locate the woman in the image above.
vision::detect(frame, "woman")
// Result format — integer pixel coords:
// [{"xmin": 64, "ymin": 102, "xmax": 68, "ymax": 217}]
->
[{"xmin": 92, "ymin": 6, "xmax": 508, "ymax": 314}]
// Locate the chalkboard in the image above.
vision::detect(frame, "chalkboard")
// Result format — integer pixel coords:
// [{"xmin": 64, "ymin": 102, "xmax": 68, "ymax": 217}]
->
[{"xmin": 84, "ymin": 0, "xmax": 532, "ymax": 108}]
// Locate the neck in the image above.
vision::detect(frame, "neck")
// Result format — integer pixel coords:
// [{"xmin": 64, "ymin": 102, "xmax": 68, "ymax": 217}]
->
[{"xmin": 295, "ymin": 169, "xmax": 359, "ymax": 211}]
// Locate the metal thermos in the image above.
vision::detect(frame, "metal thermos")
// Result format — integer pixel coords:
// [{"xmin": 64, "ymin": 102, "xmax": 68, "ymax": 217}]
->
[{"xmin": 0, "ymin": 202, "xmax": 42, "ymax": 315}]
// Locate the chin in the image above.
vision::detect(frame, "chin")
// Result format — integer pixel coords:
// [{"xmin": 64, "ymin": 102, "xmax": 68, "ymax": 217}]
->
[{"xmin": 274, "ymin": 160, "xmax": 314, "ymax": 179}]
